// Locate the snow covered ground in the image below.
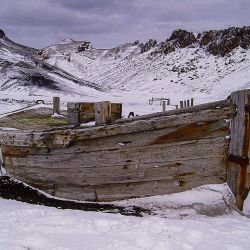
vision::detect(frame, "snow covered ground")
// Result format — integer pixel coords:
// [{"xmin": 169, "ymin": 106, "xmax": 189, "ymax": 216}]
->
[{"xmin": 1, "ymin": 184, "xmax": 250, "ymax": 250}]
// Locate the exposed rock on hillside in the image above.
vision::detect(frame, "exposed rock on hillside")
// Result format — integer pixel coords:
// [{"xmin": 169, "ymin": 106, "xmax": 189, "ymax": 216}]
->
[
  {"xmin": 198, "ymin": 26, "xmax": 250, "ymax": 56},
  {"xmin": 77, "ymin": 41, "xmax": 91, "ymax": 52},
  {"xmin": 167, "ymin": 29, "xmax": 196, "ymax": 48},
  {"xmin": 150, "ymin": 26, "xmax": 250, "ymax": 57},
  {"xmin": 141, "ymin": 39, "xmax": 157, "ymax": 53}
]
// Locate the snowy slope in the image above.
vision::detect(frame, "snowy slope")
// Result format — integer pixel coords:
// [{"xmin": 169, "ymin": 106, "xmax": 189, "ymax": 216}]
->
[
  {"xmin": 1, "ymin": 27, "xmax": 250, "ymax": 116},
  {"xmin": 0, "ymin": 32, "xmax": 106, "ymax": 106},
  {"xmin": 42, "ymin": 27, "xmax": 250, "ymax": 105}
]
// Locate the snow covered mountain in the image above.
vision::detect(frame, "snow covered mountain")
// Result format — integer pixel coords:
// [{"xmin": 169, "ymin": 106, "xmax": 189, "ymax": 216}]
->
[
  {"xmin": 1, "ymin": 26, "xmax": 250, "ymax": 115},
  {"xmin": 40, "ymin": 26, "xmax": 250, "ymax": 101},
  {"xmin": 0, "ymin": 29, "xmax": 105, "ymax": 102}
]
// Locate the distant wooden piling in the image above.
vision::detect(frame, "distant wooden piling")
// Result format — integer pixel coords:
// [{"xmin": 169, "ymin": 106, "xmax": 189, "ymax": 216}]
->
[
  {"xmin": 95, "ymin": 101, "xmax": 111, "ymax": 125},
  {"xmin": 162, "ymin": 101, "xmax": 166, "ymax": 112},
  {"xmin": 180, "ymin": 101, "xmax": 184, "ymax": 108},
  {"xmin": 191, "ymin": 98, "xmax": 194, "ymax": 107},
  {"xmin": 53, "ymin": 97, "xmax": 60, "ymax": 114}
]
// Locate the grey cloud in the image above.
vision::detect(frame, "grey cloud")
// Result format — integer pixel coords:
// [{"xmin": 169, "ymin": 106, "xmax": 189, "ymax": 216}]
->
[{"xmin": 0, "ymin": 0, "xmax": 249, "ymax": 49}]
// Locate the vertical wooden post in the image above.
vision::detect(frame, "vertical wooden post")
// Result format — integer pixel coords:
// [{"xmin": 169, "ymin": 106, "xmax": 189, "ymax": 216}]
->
[
  {"xmin": 191, "ymin": 98, "xmax": 194, "ymax": 107},
  {"xmin": 187, "ymin": 100, "xmax": 190, "ymax": 107},
  {"xmin": 175, "ymin": 105, "xmax": 178, "ymax": 109},
  {"xmin": 167, "ymin": 99, "xmax": 170, "ymax": 105},
  {"xmin": 67, "ymin": 102, "xmax": 80, "ymax": 126},
  {"xmin": 111, "ymin": 103, "xmax": 122, "ymax": 123},
  {"xmin": 227, "ymin": 89, "xmax": 250, "ymax": 210},
  {"xmin": 184, "ymin": 100, "xmax": 187, "ymax": 108},
  {"xmin": 95, "ymin": 101, "xmax": 111, "ymax": 125},
  {"xmin": 180, "ymin": 101, "xmax": 184, "ymax": 108},
  {"xmin": 53, "ymin": 97, "xmax": 60, "ymax": 114},
  {"xmin": 162, "ymin": 101, "xmax": 166, "ymax": 112}
]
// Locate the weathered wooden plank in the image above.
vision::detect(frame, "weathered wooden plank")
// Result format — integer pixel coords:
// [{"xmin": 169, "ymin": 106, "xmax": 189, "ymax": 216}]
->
[
  {"xmin": 9, "ymin": 155, "xmax": 226, "ymax": 187},
  {"xmin": 95, "ymin": 101, "xmax": 111, "ymax": 125},
  {"xmin": 111, "ymin": 103, "xmax": 122, "ymax": 122},
  {"xmin": 24, "ymin": 174, "xmax": 226, "ymax": 202},
  {"xmin": 24, "ymin": 174, "xmax": 224, "ymax": 202},
  {"xmin": 227, "ymin": 89, "xmax": 250, "ymax": 210},
  {"xmin": 94, "ymin": 175, "xmax": 226, "ymax": 201},
  {"xmin": 53, "ymin": 97, "xmax": 60, "ymax": 114},
  {"xmin": 1, "ymin": 118, "xmax": 229, "ymax": 158},
  {"xmin": 79, "ymin": 102, "xmax": 95, "ymax": 123},
  {"xmin": 0, "ymin": 105, "xmax": 234, "ymax": 147},
  {"xmin": 2, "ymin": 121, "xmax": 229, "ymax": 160},
  {"xmin": 4, "ymin": 136, "xmax": 228, "ymax": 192}
]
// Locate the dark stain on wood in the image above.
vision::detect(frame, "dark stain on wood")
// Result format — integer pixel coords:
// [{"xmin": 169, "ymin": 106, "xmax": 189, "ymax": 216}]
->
[{"xmin": 152, "ymin": 121, "xmax": 228, "ymax": 145}]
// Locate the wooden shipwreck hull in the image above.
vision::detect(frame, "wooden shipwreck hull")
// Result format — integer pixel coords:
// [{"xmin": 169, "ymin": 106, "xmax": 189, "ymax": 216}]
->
[{"xmin": 0, "ymin": 90, "xmax": 249, "ymax": 209}]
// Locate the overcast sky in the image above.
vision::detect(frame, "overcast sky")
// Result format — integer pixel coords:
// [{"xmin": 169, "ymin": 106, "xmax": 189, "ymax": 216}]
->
[{"xmin": 0, "ymin": 0, "xmax": 249, "ymax": 49}]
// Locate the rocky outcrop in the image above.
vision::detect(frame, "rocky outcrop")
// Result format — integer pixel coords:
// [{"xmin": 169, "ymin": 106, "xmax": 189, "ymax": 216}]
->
[
  {"xmin": 77, "ymin": 41, "xmax": 91, "ymax": 52},
  {"xmin": 141, "ymin": 39, "xmax": 157, "ymax": 53},
  {"xmin": 0, "ymin": 29, "xmax": 5, "ymax": 38},
  {"xmin": 143, "ymin": 26, "xmax": 250, "ymax": 57},
  {"xmin": 167, "ymin": 29, "xmax": 196, "ymax": 48},
  {"xmin": 152, "ymin": 29, "xmax": 196, "ymax": 55},
  {"xmin": 198, "ymin": 26, "xmax": 250, "ymax": 56}
]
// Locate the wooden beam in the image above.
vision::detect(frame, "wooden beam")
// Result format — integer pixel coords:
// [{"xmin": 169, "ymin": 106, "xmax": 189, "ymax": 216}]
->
[
  {"xmin": 111, "ymin": 103, "xmax": 122, "ymax": 123},
  {"xmin": 53, "ymin": 97, "xmax": 60, "ymax": 114},
  {"xmin": 227, "ymin": 89, "xmax": 250, "ymax": 210},
  {"xmin": 162, "ymin": 101, "xmax": 166, "ymax": 112},
  {"xmin": 67, "ymin": 102, "xmax": 80, "ymax": 126},
  {"xmin": 95, "ymin": 101, "xmax": 111, "ymax": 125},
  {"xmin": 180, "ymin": 101, "xmax": 184, "ymax": 108}
]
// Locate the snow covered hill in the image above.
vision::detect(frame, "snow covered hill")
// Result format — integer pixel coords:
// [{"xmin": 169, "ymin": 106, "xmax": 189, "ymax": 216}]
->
[
  {"xmin": 41, "ymin": 26, "xmax": 250, "ymax": 104},
  {"xmin": 0, "ymin": 29, "xmax": 105, "ymax": 108},
  {"xmin": 1, "ymin": 26, "xmax": 250, "ymax": 115}
]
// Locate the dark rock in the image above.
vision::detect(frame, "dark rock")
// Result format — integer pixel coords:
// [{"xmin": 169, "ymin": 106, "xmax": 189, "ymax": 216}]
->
[
  {"xmin": 152, "ymin": 29, "xmax": 196, "ymax": 56},
  {"xmin": 141, "ymin": 39, "xmax": 157, "ymax": 53},
  {"xmin": 77, "ymin": 41, "xmax": 91, "ymax": 52},
  {"xmin": 198, "ymin": 26, "xmax": 250, "ymax": 56},
  {"xmin": 167, "ymin": 29, "xmax": 196, "ymax": 48},
  {"xmin": 0, "ymin": 29, "xmax": 5, "ymax": 38},
  {"xmin": 132, "ymin": 40, "xmax": 140, "ymax": 45}
]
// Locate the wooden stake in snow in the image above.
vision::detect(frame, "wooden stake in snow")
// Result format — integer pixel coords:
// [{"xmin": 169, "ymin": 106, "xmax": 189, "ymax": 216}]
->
[
  {"xmin": 162, "ymin": 100, "xmax": 166, "ymax": 112},
  {"xmin": 53, "ymin": 97, "xmax": 60, "ymax": 114},
  {"xmin": 95, "ymin": 101, "xmax": 111, "ymax": 125}
]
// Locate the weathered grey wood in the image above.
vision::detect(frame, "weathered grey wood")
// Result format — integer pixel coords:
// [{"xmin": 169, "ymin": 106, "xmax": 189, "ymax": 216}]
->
[
  {"xmin": 191, "ymin": 98, "xmax": 194, "ymax": 107},
  {"xmin": 95, "ymin": 101, "xmax": 111, "ymax": 125},
  {"xmin": 0, "ymin": 104, "xmax": 235, "ymax": 148},
  {"xmin": 0, "ymin": 95, "xmax": 240, "ymax": 202},
  {"xmin": 187, "ymin": 100, "xmax": 190, "ymax": 107},
  {"xmin": 53, "ymin": 97, "xmax": 60, "ymax": 114},
  {"xmin": 111, "ymin": 103, "xmax": 122, "ymax": 122},
  {"xmin": 180, "ymin": 101, "xmax": 184, "ymax": 108},
  {"xmin": 67, "ymin": 102, "xmax": 80, "ymax": 125},
  {"xmin": 227, "ymin": 89, "xmax": 250, "ymax": 210},
  {"xmin": 184, "ymin": 100, "xmax": 187, "ymax": 108},
  {"xmin": 162, "ymin": 101, "xmax": 166, "ymax": 112},
  {"xmin": 79, "ymin": 102, "xmax": 95, "ymax": 123}
]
